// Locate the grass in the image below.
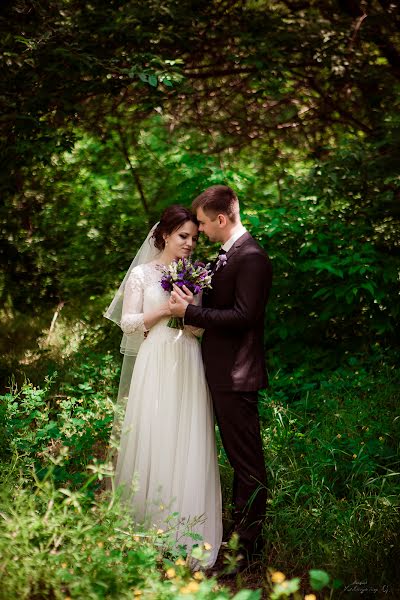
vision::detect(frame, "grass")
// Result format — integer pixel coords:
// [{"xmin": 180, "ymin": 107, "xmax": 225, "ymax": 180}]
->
[
  {"xmin": 0, "ymin": 461, "xmax": 242, "ymax": 600},
  {"xmin": 0, "ymin": 339, "xmax": 399, "ymax": 598},
  {"xmin": 257, "ymin": 358, "xmax": 400, "ymax": 594}
]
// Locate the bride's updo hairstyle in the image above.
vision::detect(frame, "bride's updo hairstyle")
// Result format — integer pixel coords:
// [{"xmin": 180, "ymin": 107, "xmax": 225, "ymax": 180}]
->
[{"xmin": 152, "ymin": 205, "xmax": 198, "ymax": 251}]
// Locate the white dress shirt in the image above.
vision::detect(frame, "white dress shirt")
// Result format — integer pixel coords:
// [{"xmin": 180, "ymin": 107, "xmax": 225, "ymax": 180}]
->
[{"xmin": 221, "ymin": 224, "xmax": 247, "ymax": 253}]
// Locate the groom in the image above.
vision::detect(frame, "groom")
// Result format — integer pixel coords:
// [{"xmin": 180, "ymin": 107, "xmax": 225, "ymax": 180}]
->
[{"xmin": 169, "ymin": 185, "xmax": 272, "ymax": 563}]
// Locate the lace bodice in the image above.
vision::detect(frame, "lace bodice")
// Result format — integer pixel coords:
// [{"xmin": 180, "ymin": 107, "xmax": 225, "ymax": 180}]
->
[{"xmin": 120, "ymin": 263, "xmax": 202, "ymax": 339}]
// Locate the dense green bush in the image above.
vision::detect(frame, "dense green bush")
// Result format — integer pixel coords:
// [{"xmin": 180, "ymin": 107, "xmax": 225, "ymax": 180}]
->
[{"xmin": 0, "ymin": 352, "xmax": 119, "ymax": 484}]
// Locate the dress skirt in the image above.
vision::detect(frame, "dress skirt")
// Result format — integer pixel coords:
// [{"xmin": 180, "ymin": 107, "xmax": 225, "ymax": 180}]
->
[{"xmin": 115, "ymin": 320, "xmax": 222, "ymax": 567}]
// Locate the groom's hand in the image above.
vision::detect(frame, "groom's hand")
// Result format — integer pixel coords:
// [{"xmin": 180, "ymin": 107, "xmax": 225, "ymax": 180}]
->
[
  {"xmin": 169, "ymin": 284, "xmax": 191, "ymax": 317},
  {"xmin": 174, "ymin": 284, "xmax": 194, "ymax": 304}
]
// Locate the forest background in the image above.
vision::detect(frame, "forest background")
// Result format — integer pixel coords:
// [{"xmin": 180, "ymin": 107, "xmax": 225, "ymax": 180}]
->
[{"xmin": 0, "ymin": 1, "xmax": 399, "ymax": 599}]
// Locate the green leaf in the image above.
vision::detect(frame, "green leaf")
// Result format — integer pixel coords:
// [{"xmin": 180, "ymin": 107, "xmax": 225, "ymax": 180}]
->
[
  {"xmin": 315, "ymin": 262, "xmax": 343, "ymax": 277},
  {"xmin": 278, "ymin": 326, "xmax": 288, "ymax": 340},
  {"xmin": 312, "ymin": 287, "xmax": 331, "ymax": 299},
  {"xmin": 14, "ymin": 36, "xmax": 32, "ymax": 46},
  {"xmin": 349, "ymin": 265, "xmax": 362, "ymax": 274},
  {"xmin": 271, "ymin": 577, "xmax": 300, "ymax": 599},
  {"xmin": 309, "ymin": 569, "xmax": 330, "ymax": 591},
  {"xmin": 233, "ymin": 590, "xmax": 261, "ymax": 600},
  {"xmin": 360, "ymin": 282, "xmax": 376, "ymax": 297},
  {"xmin": 190, "ymin": 546, "xmax": 204, "ymax": 560},
  {"xmin": 248, "ymin": 214, "xmax": 260, "ymax": 227},
  {"xmin": 148, "ymin": 75, "xmax": 158, "ymax": 87}
]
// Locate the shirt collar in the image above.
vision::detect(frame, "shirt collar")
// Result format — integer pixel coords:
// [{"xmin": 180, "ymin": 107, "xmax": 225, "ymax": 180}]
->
[{"xmin": 221, "ymin": 224, "xmax": 247, "ymax": 253}]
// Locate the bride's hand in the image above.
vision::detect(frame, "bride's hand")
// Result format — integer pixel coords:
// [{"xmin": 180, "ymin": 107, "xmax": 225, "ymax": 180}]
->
[
  {"xmin": 163, "ymin": 302, "xmax": 172, "ymax": 316},
  {"xmin": 172, "ymin": 284, "xmax": 194, "ymax": 304}
]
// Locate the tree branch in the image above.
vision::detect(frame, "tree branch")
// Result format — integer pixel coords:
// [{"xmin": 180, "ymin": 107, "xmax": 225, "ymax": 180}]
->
[{"xmin": 115, "ymin": 123, "xmax": 149, "ymax": 214}]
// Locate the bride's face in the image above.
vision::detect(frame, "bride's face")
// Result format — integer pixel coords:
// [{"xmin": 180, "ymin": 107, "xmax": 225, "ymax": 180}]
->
[{"xmin": 164, "ymin": 221, "xmax": 198, "ymax": 259}]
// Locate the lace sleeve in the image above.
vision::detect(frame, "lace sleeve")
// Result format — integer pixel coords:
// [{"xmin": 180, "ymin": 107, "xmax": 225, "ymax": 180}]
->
[{"xmin": 120, "ymin": 268, "xmax": 146, "ymax": 334}]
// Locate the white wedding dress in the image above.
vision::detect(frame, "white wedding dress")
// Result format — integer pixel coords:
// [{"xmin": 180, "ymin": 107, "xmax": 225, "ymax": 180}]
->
[{"xmin": 115, "ymin": 262, "xmax": 222, "ymax": 567}]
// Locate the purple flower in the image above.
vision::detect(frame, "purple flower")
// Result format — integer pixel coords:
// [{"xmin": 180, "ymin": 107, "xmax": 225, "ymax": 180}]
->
[
  {"xmin": 216, "ymin": 253, "xmax": 227, "ymax": 270},
  {"xmin": 158, "ymin": 258, "xmax": 213, "ymax": 329}
]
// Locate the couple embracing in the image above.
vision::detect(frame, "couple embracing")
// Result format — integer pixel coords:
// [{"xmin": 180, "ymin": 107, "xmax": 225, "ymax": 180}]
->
[{"xmin": 105, "ymin": 185, "xmax": 272, "ymax": 570}]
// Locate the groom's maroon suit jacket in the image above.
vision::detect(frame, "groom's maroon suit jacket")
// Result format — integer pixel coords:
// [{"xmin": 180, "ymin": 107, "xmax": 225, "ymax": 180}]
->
[{"xmin": 185, "ymin": 232, "xmax": 272, "ymax": 392}]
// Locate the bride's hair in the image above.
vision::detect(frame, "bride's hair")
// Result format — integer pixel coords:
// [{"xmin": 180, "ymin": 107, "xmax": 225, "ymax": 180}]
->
[{"xmin": 152, "ymin": 205, "xmax": 198, "ymax": 251}]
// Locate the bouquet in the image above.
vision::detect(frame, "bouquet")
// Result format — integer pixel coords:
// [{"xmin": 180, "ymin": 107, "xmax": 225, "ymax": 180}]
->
[{"xmin": 159, "ymin": 258, "xmax": 213, "ymax": 329}]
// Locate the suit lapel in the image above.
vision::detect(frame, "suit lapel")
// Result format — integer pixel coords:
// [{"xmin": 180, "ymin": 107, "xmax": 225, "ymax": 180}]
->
[
  {"xmin": 211, "ymin": 231, "xmax": 251, "ymax": 278},
  {"xmin": 224, "ymin": 231, "xmax": 251, "ymax": 261}
]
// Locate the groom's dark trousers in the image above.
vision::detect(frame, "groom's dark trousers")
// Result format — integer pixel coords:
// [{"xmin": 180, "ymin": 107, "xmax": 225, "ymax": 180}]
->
[{"xmin": 185, "ymin": 232, "xmax": 272, "ymax": 554}]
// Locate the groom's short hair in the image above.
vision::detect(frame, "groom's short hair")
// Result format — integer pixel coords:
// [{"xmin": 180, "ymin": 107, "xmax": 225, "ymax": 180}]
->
[{"xmin": 192, "ymin": 185, "xmax": 240, "ymax": 222}]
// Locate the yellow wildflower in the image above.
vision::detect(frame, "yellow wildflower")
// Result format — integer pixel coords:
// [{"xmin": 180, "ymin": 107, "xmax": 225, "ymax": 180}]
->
[
  {"xmin": 271, "ymin": 571, "xmax": 286, "ymax": 584},
  {"xmin": 353, "ymin": 454, "xmax": 357, "ymax": 459},
  {"xmin": 180, "ymin": 581, "xmax": 200, "ymax": 594},
  {"xmin": 61, "ymin": 563, "xmax": 68, "ymax": 569},
  {"xmin": 166, "ymin": 568, "xmax": 176, "ymax": 579},
  {"xmin": 280, "ymin": 581, "xmax": 289, "ymax": 589},
  {"xmin": 203, "ymin": 542, "xmax": 212, "ymax": 551},
  {"xmin": 305, "ymin": 595, "xmax": 317, "ymax": 600},
  {"xmin": 379, "ymin": 436, "xmax": 384, "ymax": 441},
  {"xmin": 193, "ymin": 571, "xmax": 204, "ymax": 581},
  {"xmin": 336, "ymin": 434, "xmax": 341, "ymax": 439},
  {"xmin": 97, "ymin": 541, "xmax": 104, "ymax": 548},
  {"xmin": 133, "ymin": 591, "xmax": 142, "ymax": 597},
  {"xmin": 175, "ymin": 557, "xmax": 186, "ymax": 566},
  {"xmin": 156, "ymin": 528, "xmax": 164, "ymax": 535}
]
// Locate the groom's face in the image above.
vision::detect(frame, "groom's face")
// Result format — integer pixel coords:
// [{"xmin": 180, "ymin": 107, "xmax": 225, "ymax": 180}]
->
[{"xmin": 196, "ymin": 207, "xmax": 223, "ymax": 243}]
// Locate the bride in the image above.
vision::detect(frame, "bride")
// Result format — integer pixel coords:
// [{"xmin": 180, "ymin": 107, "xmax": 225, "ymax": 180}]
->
[{"xmin": 104, "ymin": 205, "xmax": 222, "ymax": 567}]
